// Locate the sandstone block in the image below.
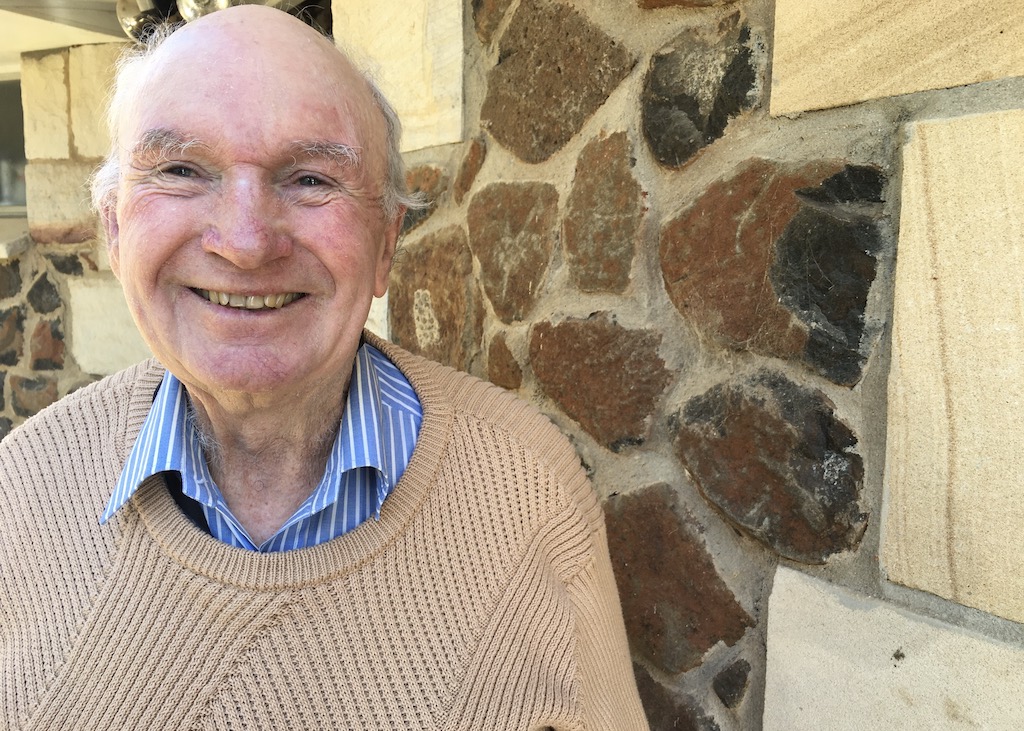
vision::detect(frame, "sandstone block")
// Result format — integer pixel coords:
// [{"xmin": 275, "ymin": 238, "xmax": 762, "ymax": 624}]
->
[
  {"xmin": 884, "ymin": 110, "xmax": 1024, "ymax": 624},
  {"xmin": 764, "ymin": 567, "xmax": 1024, "ymax": 730},
  {"xmin": 333, "ymin": 0, "xmax": 462, "ymax": 151},
  {"xmin": 67, "ymin": 276, "xmax": 152, "ymax": 375},
  {"xmin": 771, "ymin": 0, "xmax": 1024, "ymax": 116},
  {"xmin": 69, "ymin": 43, "xmax": 123, "ymax": 159},
  {"xmin": 25, "ymin": 161, "xmax": 97, "ymax": 244},
  {"xmin": 21, "ymin": 50, "xmax": 69, "ymax": 160}
]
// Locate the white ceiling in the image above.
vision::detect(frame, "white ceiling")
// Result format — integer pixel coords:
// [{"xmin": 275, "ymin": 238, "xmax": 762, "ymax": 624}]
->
[{"xmin": 0, "ymin": 9, "xmax": 122, "ymax": 80}]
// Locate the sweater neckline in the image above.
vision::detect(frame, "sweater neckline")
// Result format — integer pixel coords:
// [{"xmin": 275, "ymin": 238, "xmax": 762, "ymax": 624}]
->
[{"xmin": 125, "ymin": 334, "xmax": 454, "ymax": 591}]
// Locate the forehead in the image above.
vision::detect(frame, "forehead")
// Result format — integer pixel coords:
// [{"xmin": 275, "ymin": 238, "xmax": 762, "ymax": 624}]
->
[{"xmin": 120, "ymin": 15, "xmax": 379, "ymax": 162}]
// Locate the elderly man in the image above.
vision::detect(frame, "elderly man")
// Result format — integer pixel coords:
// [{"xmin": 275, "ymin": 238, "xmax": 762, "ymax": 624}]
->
[{"xmin": 0, "ymin": 5, "xmax": 648, "ymax": 729}]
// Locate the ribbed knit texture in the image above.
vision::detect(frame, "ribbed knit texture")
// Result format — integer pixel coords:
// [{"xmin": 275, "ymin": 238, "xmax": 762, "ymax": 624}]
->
[{"xmin": 0, "ymin": 334, "xmax": 648, "ymax": 731}]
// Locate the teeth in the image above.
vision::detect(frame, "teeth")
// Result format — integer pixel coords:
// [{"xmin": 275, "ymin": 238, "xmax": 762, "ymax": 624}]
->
[{"xmin": 200, "ymin": 290, "xmax": 299, "ymax": 310}]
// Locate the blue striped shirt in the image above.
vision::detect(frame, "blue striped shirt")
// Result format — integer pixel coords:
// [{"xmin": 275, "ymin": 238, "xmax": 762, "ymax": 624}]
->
[{"xmin": 101, "ymin": 342, "xmax": 422, "ymax": 552}]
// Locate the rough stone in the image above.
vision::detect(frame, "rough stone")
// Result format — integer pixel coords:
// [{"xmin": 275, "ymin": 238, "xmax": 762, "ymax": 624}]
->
[
  {"xmin": 674, "ymin": 371, "xmax": 867, "ymax": 563},
  {"xmin": 772, "ymin": 166, "xmax": 885, "ymax": 385},
  {"xmin": 401, "ymin": 165, "xmax": 448, "ymax": 235},
  {"xmin": 47, "ymin": 253, "xmax": 85, "ymax": 277},
  {"xmin": 660, "ymin": 159, "xmax": 884, "ymax": 386},
  {"xmin": 487, "ymin": 333, "xmax": 522, "ymax": 390},
  {"xmin": 454, "ymin": 136, "xmax": 487, "ymax": 205},
  {"xmin": 473, "ymin": 0, "xmax": 514, "ymax": 45},
  {"xmin": 0, "ymin": 307, "xmax": 25, "ymax": 366},
  {"xmin": 642, "ymin": 13, "xmax": 756, "ymax": 168},
  {"xmin": 11, "ymin": 374, "xmax": 58, "ymax": 418},
  {"xmin": 389, "ymin": 226, "xmax": 484, "ymax": 374},
  {"xmin": 563, "ymin": 132, "xmax": 643, "ymax": 293},
  {"xmin": 468, "ymin": 182, "xmax": 558, "ymax": 323},
  {"xmin": 0, "ymin": 417, "xmax": 11, "ymax": 442},
  {"xmin": 605, "ymin": 484, "xmax": 754, "ymax": 675},
  {"xmin": 633, "ymin": 663, "xmax": 722, "ymax": 731},
  {"xmin": 481, "ymin": 0, "xmax": 635, "ymax": 163},
  {"xmin": 31, "ymin": 319, "xmax": 65, "ymax": 371},
  {"xmin": 28, "ymin": 274, "xmax": 62, "ymax": 315},
  {"xmin": 712, "ymin": 658, "xmax": 751, "ymax": 708},
  {"xmin": 530, "ymin": 314, "xmax": 671, "ymax": 450},
  {"xmin": 0, "ymin": 261, "xmax": 21, "ymax": 300}
]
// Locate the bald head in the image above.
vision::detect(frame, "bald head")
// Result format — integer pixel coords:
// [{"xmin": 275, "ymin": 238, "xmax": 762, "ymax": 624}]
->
[{"xmin": 92, "ymin": 6, "xmax": 415, "ymax": 221}]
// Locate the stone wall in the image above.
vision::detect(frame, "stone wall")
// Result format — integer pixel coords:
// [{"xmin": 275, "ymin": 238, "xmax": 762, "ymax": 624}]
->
[
  {"xmin": 384, "ymin": 0, "xmax": 1024, "ymax": 728},
  {"xmin": 9, "ymin": 0, "xmax": 1024, "ymax": 728}
]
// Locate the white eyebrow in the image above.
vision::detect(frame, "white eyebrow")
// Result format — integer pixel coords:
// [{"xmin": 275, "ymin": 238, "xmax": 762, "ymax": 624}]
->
[{"xmin": 130, "ymin": 128, "xmax": 207, "ymax": 161}]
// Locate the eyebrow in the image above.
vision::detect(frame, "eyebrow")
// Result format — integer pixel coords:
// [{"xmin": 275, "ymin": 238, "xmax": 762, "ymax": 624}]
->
[
  {"xmin": 287, "ymin": 140, "xmax": 363, "ymax": 169},
  {"xmin": 129, "ymin": 128, "xmax": 207, "ymax": 161}
]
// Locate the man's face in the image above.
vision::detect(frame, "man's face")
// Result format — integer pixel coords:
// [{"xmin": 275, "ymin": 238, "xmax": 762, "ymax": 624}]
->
[{"xmin": 106, "ymin": 11, "xmax": 401, "ymax": 403}]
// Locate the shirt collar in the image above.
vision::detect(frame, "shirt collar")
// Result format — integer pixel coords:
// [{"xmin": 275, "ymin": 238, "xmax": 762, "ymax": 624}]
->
[{"xmin": 101, "ymin": 342, "xmax": 395, "ymax": 524}]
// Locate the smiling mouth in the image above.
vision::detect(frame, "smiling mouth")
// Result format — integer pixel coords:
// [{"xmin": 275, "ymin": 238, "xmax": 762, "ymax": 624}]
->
[{"xmin": 195, "ymin": 289, "xmax": 304, "ymax": 310}]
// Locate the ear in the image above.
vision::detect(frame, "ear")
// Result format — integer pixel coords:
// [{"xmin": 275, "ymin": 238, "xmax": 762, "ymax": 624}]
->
[
  {"xmin": 101, "ymin": 201, "xmax": 121, "ymax": 280},
  {"xmin": 373, "ymin": 206, "xmax": 405, "ymax": 298}
]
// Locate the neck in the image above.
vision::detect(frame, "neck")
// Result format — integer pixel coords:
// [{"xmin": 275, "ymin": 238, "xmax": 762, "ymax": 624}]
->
[{"xmin": 185, "ymin": 377, "xmax": 348, "ymax": 544}]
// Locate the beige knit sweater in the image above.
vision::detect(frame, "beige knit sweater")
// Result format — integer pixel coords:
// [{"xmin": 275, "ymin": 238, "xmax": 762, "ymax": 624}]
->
[{"xmin": 0, "ymin": 336, "xmax": 648, "ymax": 730}]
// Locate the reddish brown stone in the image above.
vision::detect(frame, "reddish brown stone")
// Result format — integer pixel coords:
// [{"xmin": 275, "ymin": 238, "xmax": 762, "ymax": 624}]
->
[
  {"xmin": 660, "ymin": 159, "xmax": 841, "ymax": 360},
  {"xmin": 0, "ymin": 307, "xmax": 25, "ymax": 366},
  {"xmin": 529, "ymin": 314, "xmax": 671, "ymax": 450},
  {"xmin": 468, "ymin": 182, "xmax": 558, "ymax": 323},
  {"xmin": 402, "ymin": 165, "xmax": 448, "ymax": 235},
  {"xmin": 389, "ymin": 226, "xmax": 484, "ymax": 374},
  {"xmin": 473, "ymin": 0, "xmax": 514, "ymax": 45},
  {"xmin": 31, "ymin": 319, "xmax": 64, "ymax": 371},
  {"xmin": 633, "ymin": 663, "xmax": 722, "ymax": 731},
  {"xmin": 605, "ymin": 484, "xmax": 754, "ymax": 675},
  {"xmin": 454, "ymin": 137, "xmax": 487, "ymax": 205},
  {"xmin": 11, "ymin": 374, "xmax": 58, "ymax": 418},
  {"xmin": 480, "ymin": 0, "xmax": 635, "ymax": 163},
  {"xmin": 487, "ymin": 333, "xmax": 522, "ymax": 390},
  {"xmin": 674, "ymin": 371, "xmax": 867, "ymax": 563},
  {"xmin": 563, "ymin": 132, "xmax": 643, "ymax": 293}
]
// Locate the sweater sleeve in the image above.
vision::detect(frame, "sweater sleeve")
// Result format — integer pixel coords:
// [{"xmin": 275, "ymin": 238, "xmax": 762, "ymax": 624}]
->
[{"xmin": 567, "ymin": 518, "xmax": 651, "ymax": 731}]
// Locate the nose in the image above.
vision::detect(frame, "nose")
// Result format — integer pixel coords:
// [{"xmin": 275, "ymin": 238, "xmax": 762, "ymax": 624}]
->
[{"xmin": 202, "ymin": 169, "xmax": 291, "ymax": 269}]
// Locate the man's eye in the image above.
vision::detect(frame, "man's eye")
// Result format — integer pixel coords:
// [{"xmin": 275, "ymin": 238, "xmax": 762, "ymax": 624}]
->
[
  {"xmin": 297, "ymin": 174, "xmax": 325, "ymax": 186},
  {"xmin": 162, "ymin": 165, "xmax": 196, "ymax": 178}
]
